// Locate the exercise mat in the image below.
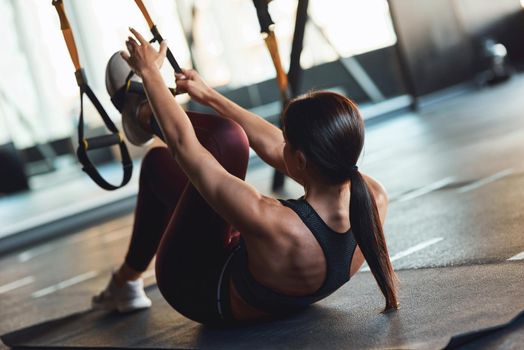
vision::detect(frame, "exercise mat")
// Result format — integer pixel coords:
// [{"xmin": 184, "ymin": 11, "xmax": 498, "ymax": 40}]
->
[
  {"xmin": 2, "ymin": 263, "xmax": 524, "ymax": 349},
  {"xmin": 445, "ymin": 308, "xmax": 524, "ymax": 349}
]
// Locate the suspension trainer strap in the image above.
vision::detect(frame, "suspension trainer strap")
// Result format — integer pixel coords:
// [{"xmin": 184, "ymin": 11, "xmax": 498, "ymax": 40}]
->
[
  {"xmin": 252, "ymin": 0, "xmax": 292, "ymax": 105},
  {"xmin": 252, "ymin": 0, "xmax": 292, "ymax": 191},
  {"xmin": 77, "ymin": 80, "xmax": 133, "ymax": 190},
  {"xmin": 134, "ymin": 0, "xmax": 183, "ymax": 73},
  {"xmin": 52, "ymin": 0, "xmax": 132, "ymax": 190}
]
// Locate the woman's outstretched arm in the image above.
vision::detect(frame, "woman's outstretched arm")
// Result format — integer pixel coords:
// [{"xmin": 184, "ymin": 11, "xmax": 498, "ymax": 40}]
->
[
  {"xmin": 122, "ymin": 29, "xmax": 282, "ymax": 237},
  {"xmin": 175, "ymin": 70, "xmax": 288, "ymax": 175}
]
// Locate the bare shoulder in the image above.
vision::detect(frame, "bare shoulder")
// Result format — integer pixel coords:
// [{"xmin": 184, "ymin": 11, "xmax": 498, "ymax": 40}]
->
[
  {"xmin": 243, "ymin": 195, "xmax": 303, "ymax": 244},
  {"xmin": 361, "ymin": 173, "xmax": 389, "ymax": 224},
  {"xmin": 361, "ymin": 173, "xmax": 388, "ymax": 205},
  {"xmin": 253, "ymin": 195, "xmax": 297, "ymax": 230}
]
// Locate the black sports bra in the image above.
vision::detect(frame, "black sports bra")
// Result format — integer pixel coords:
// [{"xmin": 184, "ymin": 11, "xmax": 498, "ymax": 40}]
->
[{"xmin": 230, "ymin": 198, "xmax": 358, "ymax": 315}]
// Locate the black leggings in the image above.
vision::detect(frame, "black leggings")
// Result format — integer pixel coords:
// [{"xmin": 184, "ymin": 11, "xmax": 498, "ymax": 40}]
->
[{"xmin": 124, "ymin": 112, "xmax": 249, "ymax": 324}]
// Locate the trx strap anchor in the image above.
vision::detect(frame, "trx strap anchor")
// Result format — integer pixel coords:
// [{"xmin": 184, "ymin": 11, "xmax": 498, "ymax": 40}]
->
[{"xmin": 52, "ymin": 0, "xmax": 133, "ymax": 191}]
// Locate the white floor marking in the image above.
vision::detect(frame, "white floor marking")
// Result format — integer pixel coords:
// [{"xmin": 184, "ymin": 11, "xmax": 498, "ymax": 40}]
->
[
  {"xmin": 361, "ymin": 237, "xmax": 444, "ymax": 271},
  {"xmin": 17, "ymin": 225, "xmax": 132, "ymax": 262},
  {"xmin": 17, "ymin": 234, "xmax": 99, "ymax": 263},
  {"xmin": 396, "ymin": 177, "xmax": 455, "ymax": 202},
  {"xmin": 0, "ymin": 276, "xmax": 35, "ymax": 294},
  {"xmin": 18, "ymin": 245, "xmax": 54, "ymax": 262},
  {"xmin": 389, "ymin": 237, "xmax": 444, "ymax": 262},
  {"xmin": 32, "ymin": 271, "xmax": 99, "ymax": 298},
  {"xmin": 457, "ymin": 169, "xmax": 513, "ymax": 193},
  {"xmin": 508, "ymin": 251, "xmax": 524, "ymax": 261}
]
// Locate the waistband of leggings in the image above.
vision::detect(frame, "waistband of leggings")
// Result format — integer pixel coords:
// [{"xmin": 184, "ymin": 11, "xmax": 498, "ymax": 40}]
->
[{"xmin": 216, "ymin": 245, "xmax": 241, "ymax": 322}]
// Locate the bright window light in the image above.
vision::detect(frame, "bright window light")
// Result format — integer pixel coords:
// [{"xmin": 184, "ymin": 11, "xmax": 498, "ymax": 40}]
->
[{"xmin": 191, "ymin": 0, "xmax": 397, "ymax": 88}]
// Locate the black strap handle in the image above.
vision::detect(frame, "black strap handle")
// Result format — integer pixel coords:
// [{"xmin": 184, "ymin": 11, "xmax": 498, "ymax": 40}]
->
[
  {"xmin": 82, "ymin": 133, "xmax": 123, "ymax": 150},
  {"xmin": 53, "ymin": 0, "xmax": 133, "ymax": 191},
  {"xmin": 76, "ymin": 76, "xmax": 133, "ymax": 191}
]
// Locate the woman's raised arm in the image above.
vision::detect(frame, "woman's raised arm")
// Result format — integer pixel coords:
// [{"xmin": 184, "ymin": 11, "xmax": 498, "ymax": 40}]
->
[
  {"xmin": 175, "ymin": 70, "xmax": 288, "ymax": 175},
  {"xmin": 121, "ymin": 28, "xmax": 283, "ymax": 238}
]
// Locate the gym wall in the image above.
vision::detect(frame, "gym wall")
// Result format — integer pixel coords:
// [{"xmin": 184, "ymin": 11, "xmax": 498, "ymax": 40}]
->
[
  {"xmin": 388, "ymin": 0, "xmax": 524, "ymax": 97},
  {"xmin": 191, "ymin": 45, "xmax": 408, "ymax": 119}
]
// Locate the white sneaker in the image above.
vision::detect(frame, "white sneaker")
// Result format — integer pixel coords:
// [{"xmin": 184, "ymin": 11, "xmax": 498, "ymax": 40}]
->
[{"xmin": 92, "ymin": 272, "xmax": 152, "ymax": 313}]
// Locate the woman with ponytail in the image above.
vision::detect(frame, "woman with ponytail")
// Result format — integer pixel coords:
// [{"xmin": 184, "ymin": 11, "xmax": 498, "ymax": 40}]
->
[
  {"xmin": 281, "ymin": 91, "xmax": 399, "ymax": 312},
  {"xmin": 93, "ymin": 29, "xmax": 398, "ymax": 325}
]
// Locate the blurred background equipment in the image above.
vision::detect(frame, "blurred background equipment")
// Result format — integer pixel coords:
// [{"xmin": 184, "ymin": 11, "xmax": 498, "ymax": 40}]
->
[
  {"xmin": 479, "ymin": 38, "xmax": 512, "ymax": 85},
  {"xmin": 0, "ymin": 142, "xmax": 29, "ymax": 195},
  {"xmin": 388, "ymin": 0, "xmax": 524, "ymax": 105},
  {"xmin": 0, "ymin": 85, "xmax": 57, "ymax": 177}
]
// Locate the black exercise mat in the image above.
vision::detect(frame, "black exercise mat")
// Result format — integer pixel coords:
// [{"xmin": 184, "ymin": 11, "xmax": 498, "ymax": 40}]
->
[
  {"xmin": 445, "ymin": 308, "xmax": 524, "ymax": 349},
  {"xmin": 2, "ymin": 263, "xmax": 524, "ymax": 349}
]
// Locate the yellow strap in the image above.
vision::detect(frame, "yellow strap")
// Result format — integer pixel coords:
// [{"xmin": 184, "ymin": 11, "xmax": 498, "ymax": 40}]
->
[
  {"xmin": 134, "ymin": 0, "xmax": 155, "ymax": 28},
  {"xmin": 264, "ymin": 31, "xmax": 289, "ymax": 95},
  {"xmin": 52, "ymin": 0, "xmax": 81, "ymax": 71}
]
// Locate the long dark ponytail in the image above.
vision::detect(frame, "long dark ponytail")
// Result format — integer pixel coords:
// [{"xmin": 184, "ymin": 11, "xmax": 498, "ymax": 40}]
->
[
  {"xmin": 349, "ymin": 171, "xmax": 398, "ymax": 311},
  {"xmin": 282, "ymin": 91, "xmax": 399, "ymax": 312}
]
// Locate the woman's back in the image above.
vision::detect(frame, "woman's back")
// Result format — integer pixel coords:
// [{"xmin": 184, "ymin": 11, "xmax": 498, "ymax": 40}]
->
[
  {"xmin": 228, "ymin": 198, "xmax": 358, "ymax": 318},
  {"xmin": 228, "ymin": 174, "xmax": 388, "ymax": 320},
  {"xmin": 240, "ymin": 199, "xmax": 336, "ymax": 296}
]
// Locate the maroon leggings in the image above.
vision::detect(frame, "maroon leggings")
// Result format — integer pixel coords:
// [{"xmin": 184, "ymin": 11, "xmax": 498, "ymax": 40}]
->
[{"xmin": 124, "ymin": 112, "xmax": 249, "ymax": 324}]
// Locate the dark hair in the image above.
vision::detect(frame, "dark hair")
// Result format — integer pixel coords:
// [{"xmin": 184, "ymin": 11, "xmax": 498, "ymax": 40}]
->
[{"xmin": 282, "ymin": 91, "xmax": 399, "ymax": 311}]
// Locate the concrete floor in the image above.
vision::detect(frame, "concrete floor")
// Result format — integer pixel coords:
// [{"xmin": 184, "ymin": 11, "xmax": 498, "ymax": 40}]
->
[
  {"xmin": 3, "ymin": 263, "xmax": 523, "ymax": 349},
  {"xmin": 1, "ymin": 74, "xmax": 524, "ymax": 348}
]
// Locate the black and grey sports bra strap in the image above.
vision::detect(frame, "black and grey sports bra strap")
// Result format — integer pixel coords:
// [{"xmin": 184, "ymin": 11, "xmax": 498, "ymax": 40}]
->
[
  {"xmin": 279, "ymin": 198, "xmax": 357, "ymax": 288},
  {"xmin": 52, "ymin": 0, "xmax": 132, "ymax": 191},
  {"xmin": 230, "ymin": 199, "xmax": 358, "ymax": 315}
]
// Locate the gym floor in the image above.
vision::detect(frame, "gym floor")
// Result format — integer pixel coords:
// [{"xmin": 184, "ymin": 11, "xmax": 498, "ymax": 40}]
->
[{"xmin": 1, "ymin": 74, "xmax": 524, "ymax": 349}]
